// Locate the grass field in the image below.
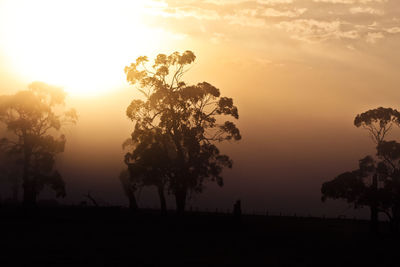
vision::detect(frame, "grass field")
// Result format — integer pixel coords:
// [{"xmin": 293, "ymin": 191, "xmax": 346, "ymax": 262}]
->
[{"xmin": 0, "ymin": 207, "xmax": 398, "ymax": 266}]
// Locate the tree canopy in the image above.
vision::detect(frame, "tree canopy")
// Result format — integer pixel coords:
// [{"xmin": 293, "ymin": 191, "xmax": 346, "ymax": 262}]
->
[
  {"xmin": 123, "ymin": 51, "xmax": 241, "ymax": 213},
  {"xmin": 0, "ymin": 82, "xmax": 77, "ymax": 207},
  {"xmin": 323, "ymin": 107, "xmax": 400, "ymax": 232},
  {"xmin": 354, "ymin": 107, "xmax": 400, "ymax": 144}
]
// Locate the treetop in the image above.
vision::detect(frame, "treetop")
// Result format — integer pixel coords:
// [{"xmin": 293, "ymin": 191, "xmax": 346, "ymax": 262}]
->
[{"xmin": 354, "ymin": 107, "xmax": 400, "ymax": 128}]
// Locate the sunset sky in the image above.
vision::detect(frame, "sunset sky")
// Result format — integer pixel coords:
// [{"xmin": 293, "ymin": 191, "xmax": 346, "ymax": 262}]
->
[{"xmin": 1, "ymin": 0, "xmax": 400, "ymax": 217}]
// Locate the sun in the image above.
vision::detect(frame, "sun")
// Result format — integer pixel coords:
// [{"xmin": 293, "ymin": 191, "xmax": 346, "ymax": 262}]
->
[{"xmin": 0, "ymin": 0, "xmax": 177, "ymax": 97}]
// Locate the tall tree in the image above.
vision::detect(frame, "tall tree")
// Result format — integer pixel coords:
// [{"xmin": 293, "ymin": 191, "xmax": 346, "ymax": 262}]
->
[
  {"xmin": 354, "ymin": 107, "xmax": 400, "ymax": 232},
  {"xmin": 0, "ymin": 82, "xmax": 77, "ymax": 208},
  {"xmin": 322, "ymin": 107, "xmax": 400, "ymax": 233},
  {"xmin": 124, "ymin": 51, "xmax": 241, "ymax": 214}
]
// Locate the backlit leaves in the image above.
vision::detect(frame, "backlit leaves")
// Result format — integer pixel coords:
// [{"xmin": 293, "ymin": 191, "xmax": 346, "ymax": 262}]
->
[
  {"xmin": 124, "ymin": 51, "xmax": 241, "ymax": 195},
  {"xmin": 0, "ymin": 82, "xmax": 77, "ymax": 199}
]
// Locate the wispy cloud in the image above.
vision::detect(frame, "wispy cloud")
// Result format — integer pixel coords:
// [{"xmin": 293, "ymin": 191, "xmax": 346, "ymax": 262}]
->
[
  {"xmin": 146, "ymin": 0, "xmax": 399, "ymax": 45},
  {"xmin": 349, "ymin": 6, "xmax": 384, "ymax": 15},
  {"xmin": 276, "ymin": 19, "xmax": 360, "ymax": 42},
  {"xmin": 365, "ymin": 31, "xmax": 384, "ymax": 43}
]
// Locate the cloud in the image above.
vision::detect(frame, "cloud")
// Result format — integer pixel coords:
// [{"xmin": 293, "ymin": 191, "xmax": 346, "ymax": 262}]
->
[
  {"xmin": 276, "ymin": 19, "xmax": 360, "ymax": 42},
  {"xmin": 385, "ymin": 27, "xmax": 400, "ymax": 34},
  {"xmin": 204, "ymin": 0, "xmax": 294, "ymax": 4},
  {"xmin": 349, "ymin": 6, "xmax": 384, "ymax": 15},
  {"xmin": 157, "ymin": 6, "xmax": 220, "ymax": 20},
  {"xmin": 365, "ymin": 31, "xmax": 384, "ymax": 43},
  {"xmin": 202, "ymin": 0, "xmax": 247, "ymax": 4},
  {"xmin": 262, "ymin": 8, "xmax": 307, "ymax": 17},
  {"xmin": 312, "ymin": 0, "xmax": 355, "ymax": 3},
  {"xmin": 257, "ymin": 0, "xmax": 294, "ymax": 4},
  {"xmin": 149, "ymin": 0, "xmax": 396, "ymax": 46},
  {"xmin": 313, "ymin": 0, "xmax": 388, "ymax": 3}
]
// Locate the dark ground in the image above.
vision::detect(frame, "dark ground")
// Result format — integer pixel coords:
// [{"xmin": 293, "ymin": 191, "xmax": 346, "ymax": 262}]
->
[{"xmin": 0, "ymin": 207, "xmax": 398, "ymax": 266}]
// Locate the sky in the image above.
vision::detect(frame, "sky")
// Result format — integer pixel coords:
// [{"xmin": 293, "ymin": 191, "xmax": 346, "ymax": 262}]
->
[{"xmin": 1, "ymin": 0, "xmax": 400, "ymax": 217}]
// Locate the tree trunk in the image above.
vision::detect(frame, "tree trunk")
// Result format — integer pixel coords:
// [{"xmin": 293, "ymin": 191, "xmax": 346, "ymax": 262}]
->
[
  {"xmin": 22, "ymin": 149, "xmax": 36, "ymax": 208},
  {"xmin": 175, "ymin": 188, "xmax": 187, "ymax": 215},
  {"xmin": 157, "ymin": 185, "xmax": 167, "ymax": 215},
  {"xmin": 12, "ymin": 181, "xmax": 19, "ymax": 203},
  {"xmin": 370, "ymin": 174, "xmax": 379, "ymax": 233},
  {"xmin": 129, "ymin": 195, "xmax": 138, "ymax": 212},
  {"xmin": 370, "ymin": 206, "xmax": 378, "ymax": 233},
  {"xmin": 23, "ymin": 181, "xmax": 37, "ymax": 208},
  {"xmin": 391, "ymin": 204, "xmax": 400, "ymax": 234}
]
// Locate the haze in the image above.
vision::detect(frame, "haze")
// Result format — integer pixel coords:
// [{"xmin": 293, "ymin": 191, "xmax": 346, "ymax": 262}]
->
[{"xmin": 1, "ymin": 0, "xmax": 400, "ymax": 217}]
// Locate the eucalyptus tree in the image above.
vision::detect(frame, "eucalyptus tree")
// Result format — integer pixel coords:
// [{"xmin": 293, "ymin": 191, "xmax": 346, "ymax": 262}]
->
[
  {"xmin": 0, "ymin": 82, "xmax": 77, "ymax": 207},
  {"xmin": 124, "ymin": 51, "xmax": 241, "ymax": 214},
  {"xmin": 354, "ymin": 107, "xmax": 400, "ymax": 145},
  {"xmin": 355, "ymin": 107, "xmax": 400, "ymax": 231},
  {"xmin": 322, "ymin": 107, "xmax": 400, "ymax": 232}
]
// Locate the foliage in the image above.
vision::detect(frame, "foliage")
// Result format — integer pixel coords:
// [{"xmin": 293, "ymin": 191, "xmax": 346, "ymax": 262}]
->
[
  {"xmin": 0, "ymin": 82, "xmax": 77, "ymax": 205},
  {"xmin": 323, "ymin": 107, "xmax": 400, "ymax": 232},
  {"xmin": 354, "ymin": 107, "xmax": 400, "ymax": 144},
  {"xmin": 124, "ymin": 51, "xmax": 241, "ymax": 212},
  {"xmin": 322, "ymin": 156, "xmax": 381, "ymax": 207}
]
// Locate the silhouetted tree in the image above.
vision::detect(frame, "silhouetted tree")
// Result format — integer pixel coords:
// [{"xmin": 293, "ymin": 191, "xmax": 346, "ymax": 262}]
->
[
  {"xmin": 0, "ymin": 82, "xmax": 77, "ymax": 208},
  {"xmin": 323, "ymin": 142, "xmax": 400, "ymax": 233},
  {"xmin": 322, "ymin": 156, "xmax": 377, "ymax": 217},
  {"xmin": 354, "ymin": 107, "xmax": 400, "ymax": 145},
  {"xmin": 123, "ymin": 130, "xmax": 170, "ymax": 214},
  {"xmin": 124, "ymin": 51, "xmax": 241, "ymax": 214},
  {"xmin": 355, "ymin": 107, "xmax": 400, "ymax": 232},
  {"xmin": 122, "ymin": 131, "xmax": 170, "ymax": 214},
  {"xmin": 322, "ymin": 107, "xmax": 400, "ymax": 233}
]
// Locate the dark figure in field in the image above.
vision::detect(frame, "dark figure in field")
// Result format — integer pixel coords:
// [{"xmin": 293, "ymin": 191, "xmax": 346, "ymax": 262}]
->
[{"xmin": 233, "ymin": 200, "xmax": 242, "ymax": 223}]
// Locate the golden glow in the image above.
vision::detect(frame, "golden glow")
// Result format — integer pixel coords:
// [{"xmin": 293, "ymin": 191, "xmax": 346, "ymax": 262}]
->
[{"xmin": 0, "ymin": 0, "xmax": 181, "ymax": 97}]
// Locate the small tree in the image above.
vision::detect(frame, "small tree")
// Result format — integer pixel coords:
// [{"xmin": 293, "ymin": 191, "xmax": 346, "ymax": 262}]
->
[
  {"xmin": 124, "ymin": 51, "xmax": 241, "ymax": 214},
  {"xmin": 0, "ymin": 82, "xmax": 77, "ymax": 208}
]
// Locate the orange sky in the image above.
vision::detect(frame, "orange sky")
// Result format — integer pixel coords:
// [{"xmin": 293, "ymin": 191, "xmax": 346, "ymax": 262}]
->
[{"xmin": 1, "ymin": 0, "xmax": 400, "ymax": 216}]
